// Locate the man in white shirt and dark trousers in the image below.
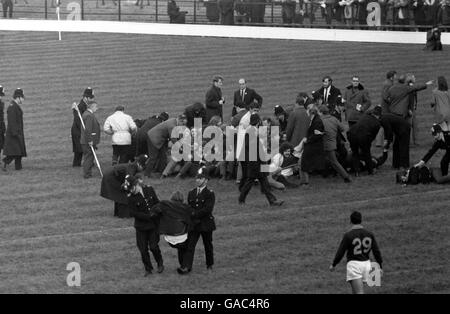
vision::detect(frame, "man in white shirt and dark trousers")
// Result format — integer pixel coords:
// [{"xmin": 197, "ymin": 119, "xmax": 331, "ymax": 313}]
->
[{"xmin": 104, "ymin": 106, "xmax": 137, "ymax": 165}]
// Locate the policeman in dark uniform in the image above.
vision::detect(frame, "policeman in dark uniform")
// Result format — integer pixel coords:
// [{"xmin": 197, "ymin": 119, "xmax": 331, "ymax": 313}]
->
[
  {"xmin": 0, "ymin": 86, "xmax": 5, "ymax": 157},
  {"xmin": 127, "ymin": 175, "xmax": 163, "ymax": 277},
  {"xmin": 71, "ymin": 88, "xmax": 94, "ymax": 167},
  {"xmin": 178, "ymin": 171, "xmax": 216, "ymax": 274},
  {"xmin": 100, "ymin": 154, "xmax": 149, "ymax": 218}
]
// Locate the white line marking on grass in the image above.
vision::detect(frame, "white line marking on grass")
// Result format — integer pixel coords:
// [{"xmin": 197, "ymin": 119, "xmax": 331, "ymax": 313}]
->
[{"xmin": 0, "ymin": 187, "xmax": 448, "ymax": 246}]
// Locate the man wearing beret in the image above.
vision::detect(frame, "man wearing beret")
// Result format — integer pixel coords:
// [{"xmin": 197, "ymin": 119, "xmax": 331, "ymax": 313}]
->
[
  {"xmin": 178, "ymin": 171, "xmax": 216, "ymax": 274},
  {"xmin": 2, "ymin": 88, "xmax": 27, "ymax": 171}
]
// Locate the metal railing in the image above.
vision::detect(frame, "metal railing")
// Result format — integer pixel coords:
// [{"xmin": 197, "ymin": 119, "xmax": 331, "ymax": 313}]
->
[{"xmin": 5, "ymin": 0, "xmax": 450, "ymax": 31}]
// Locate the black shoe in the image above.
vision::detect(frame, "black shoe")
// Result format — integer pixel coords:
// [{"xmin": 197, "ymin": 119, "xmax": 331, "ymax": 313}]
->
[
  {"xmin": 207, "ymin": 265, "xmax": 213, "ymax": 271},
  {"xmin": 157, "ymin": 264, "xmax": 164, "ymax": 274},
  {"xmin": 144, "ymin": 270, "xmax": 152, "ymax": 277},
  {"xmin": 344, "ymin": 178, "xmax": 352, "ymax": 183},
  {"xmin": 270, "ymin": 200, "xmax": 284, "ymax": 206},
  {"xmin": 238, "ymin": 201, "xmax": 245, "ymax": 205},
  {"xmin": 177, "ymin": 267, "xmax": 190, "ymax": 275}
]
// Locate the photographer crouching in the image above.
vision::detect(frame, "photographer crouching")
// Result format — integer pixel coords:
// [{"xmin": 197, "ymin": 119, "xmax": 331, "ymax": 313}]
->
[{"xmin": 425, "ymin": 25, "xmax": 443, "ymax": 51}]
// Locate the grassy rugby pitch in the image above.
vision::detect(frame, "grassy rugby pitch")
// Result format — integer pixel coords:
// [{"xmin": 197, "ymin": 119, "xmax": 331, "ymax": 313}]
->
[{"xmin": 0, "ymin": 31, "xmax": 449, "ymax": 293}]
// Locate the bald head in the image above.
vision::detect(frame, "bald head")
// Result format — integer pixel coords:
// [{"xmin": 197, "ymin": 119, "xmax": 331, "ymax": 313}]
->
[{"xmin": 239, "ymin": 78, "xmax": 247, "ymax": 90}]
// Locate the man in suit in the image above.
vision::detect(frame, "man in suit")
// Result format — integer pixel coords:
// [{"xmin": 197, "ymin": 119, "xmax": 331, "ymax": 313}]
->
[
  {"xmin": 286, "ymin": 93, "xmax": 310, "ymax": 147},
  {"xmin": 205, "ymin": 76, "xmax": 224, "ymax": 123},
  {"xmin": 232, "ymin": 78, "xmax": 263, "ymax": 116},
  {"xmin": 80, "ymin": 101, "xmax": 101, "ymax": 179},
  {"xmin": 2, "ymin": 88, "xmax": 26, "ymax": 171},
  {"xmin": 145, "ymin": 114, "xmax": 187, "ymax": 177},
  {"xmin": 313, "ymin": 76, "xmax": 343, "ymax": 120},
  {"xmin": 0, "ymin": 86, "xmax": 5, "ymax": 158},
  {"xmin": 135, "ymin": 112, "xmax": 169, "ymax": 156},
  {"xmin": 178, "ymin": 172, "xmax": 216, "ymax": 274},
  {"xmin": 71, "ymin": 88, "xmax": 94, "ymax": 167}
]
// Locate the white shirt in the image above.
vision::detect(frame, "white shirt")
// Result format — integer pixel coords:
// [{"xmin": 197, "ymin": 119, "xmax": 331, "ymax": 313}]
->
[
  {"xmin": 103, "ymin": 111, "xmax": 137, "ymax": 145},
  {"xmin": 268, "ymin": 153, "xmax": 294, "ymax": 177},
  {"xmin": 164, "ymin": 234, "xmax": 187, "ymax": 245}
]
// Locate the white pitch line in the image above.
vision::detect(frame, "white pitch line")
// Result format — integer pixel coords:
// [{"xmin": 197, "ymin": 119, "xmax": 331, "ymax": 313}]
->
[{"xmin": 0, "ymin": 187, "xmax": 449, "ymax": 246}]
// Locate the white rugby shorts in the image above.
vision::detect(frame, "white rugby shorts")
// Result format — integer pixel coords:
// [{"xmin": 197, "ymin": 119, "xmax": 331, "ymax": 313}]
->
[{"xmin": 346, "ymin": 260, "xmax": 371, "ymax": 282}]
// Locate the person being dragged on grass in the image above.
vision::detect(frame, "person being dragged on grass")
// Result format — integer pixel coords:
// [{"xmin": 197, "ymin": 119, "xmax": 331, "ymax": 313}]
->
[
  {"xmin": 330, "ymin": 211, "xmax": 383, "ymax": 295},
  {"xmin": 267, "ymin": 142, "xmax": 299, "ymax": 190},
  {"xmin": 414, "ymin": 123, "xmax": 450, "ymax": 183},
  {"xmin": 127, "ymin": 174, "xmax": 163, "ymax": 277},
  {"xmin": 149, "ymin": 191, "xmax": 194, "ymax": 273}
]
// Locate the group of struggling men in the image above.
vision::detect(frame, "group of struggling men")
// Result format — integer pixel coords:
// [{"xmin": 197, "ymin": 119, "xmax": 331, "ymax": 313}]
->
[{"xmin": 69, "ymin": 71, "xmax": 450, "ymax": 207}]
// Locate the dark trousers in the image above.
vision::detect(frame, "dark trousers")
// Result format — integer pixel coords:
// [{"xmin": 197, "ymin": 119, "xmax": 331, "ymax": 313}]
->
[
  {"xmin": 136, "ymin": 228, "xmax": 163, "ymax": 272},
  {"xmin": 2, "ymin": 0, "xmax": 13, "ymax": 18},
  {"xmin": 3, "ymin": 155, "xmax": 22, "ymax": 170},
  {"xmin": 82, "ymin": 144, "xmax": 95, "ymax": 177},
  {"xmin": 112, "ymin": 145, "xmax": 131, "ymax": 165},
  {"xmin": 114, "ymin": 202, "xmax": 130, "ymax": 218},
  {"xmin": 392, "ymin": 131, "xmax": 410, "ymax": 169},
  {"xmin": 349, "ymin": 139, "xmax": 373, "ymax": 174},
  {"xmin": 325, "ymin": 150, "xmax": 350, "ymax": 179},
  {"xmin": 144, "ymin": 140, "xmax": 167, "ymax": 176},
  {"xmin": 73, "ymin": 152, "xmax": 83, "ymax": 167},
  {"xmin": 239, "ymin": 162, "xmax": 276, "ymax": 203},
  {"xmin": 184, "ymin": 230, "xmax": 214, "ymax": 270},
  {"xmin": 169, "ymin": 241, "xmax": 189, "ymax": 268},
  {"xmin": 441, "ymin": 150, "xmax": 450, "ymax": 176}
]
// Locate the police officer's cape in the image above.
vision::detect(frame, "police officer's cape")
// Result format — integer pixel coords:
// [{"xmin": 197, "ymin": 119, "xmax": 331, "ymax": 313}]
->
[{"xmin": 151, "ymin": 200, "xmax": 193, "ymax": 236}]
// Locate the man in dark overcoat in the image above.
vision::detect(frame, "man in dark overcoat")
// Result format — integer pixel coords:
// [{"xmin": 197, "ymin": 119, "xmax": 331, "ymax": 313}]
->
[
  {"xmin": 205, "ymin": 76, "xmax": 224, "ymax": 123},
  {"xmin": 2, "ymin": 88, "xmax": 27, "ymax": 171},
  {"xmin": 71, "ymin": 88, "xmax": 94, "ymax": 167}
]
